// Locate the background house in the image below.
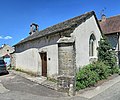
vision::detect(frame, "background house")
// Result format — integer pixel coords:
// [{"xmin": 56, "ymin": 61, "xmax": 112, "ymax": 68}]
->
[
  {"xmin": 0, "ymin": 44, "xmax": 15, "ymax": 66},
  {"xmin": 99, "ymin": 14, "xmax": 120, "ymax": 65},
  {"xmin": 0, "ymin": 44, "xmax": 14, "ymax": 57},
  {"xmin": 11, "ymin": 11, "xmax": 101, "ymax": 78}
]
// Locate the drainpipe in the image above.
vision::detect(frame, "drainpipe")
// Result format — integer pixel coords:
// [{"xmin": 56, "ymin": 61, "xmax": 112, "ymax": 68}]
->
[{"xmin": 117, "ymin": 32, "xmax": 120, "ymax": 67}]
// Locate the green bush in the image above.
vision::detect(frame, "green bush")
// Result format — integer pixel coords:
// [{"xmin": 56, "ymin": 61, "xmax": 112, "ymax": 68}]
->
[
  {"xmin": 76, "ymin": 61, "xmax": 119, "ymax": 90},
  {"xmin": 76, "ymin": 63, "xmax": 99, "ymax": 90},
  {"xmin": 91, "ymin": 61, "xmax": 110, "ymax": 80},
  {"xmin": 76, "ymin": 81, "xmax": 86, "ymax": 90},
  {"xmin": 109, "ymin": 65, "xmax": 120, "ymax": 74}
]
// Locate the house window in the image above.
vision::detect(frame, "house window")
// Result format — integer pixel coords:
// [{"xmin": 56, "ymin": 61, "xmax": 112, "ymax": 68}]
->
[{"xmin": 89, "ymin": 34, "xmax": 96, "ymax": 56}]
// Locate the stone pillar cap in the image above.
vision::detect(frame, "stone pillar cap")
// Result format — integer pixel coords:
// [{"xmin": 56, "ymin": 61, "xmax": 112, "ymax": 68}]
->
[{"xmin": 57, "ymin": 37, "xmax": 75, "ymax": 44}]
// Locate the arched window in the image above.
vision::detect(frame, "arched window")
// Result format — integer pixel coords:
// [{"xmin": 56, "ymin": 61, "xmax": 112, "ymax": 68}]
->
[{"xmin": 89, "ymin": 34, "xmax": 96, "ymax": 56}]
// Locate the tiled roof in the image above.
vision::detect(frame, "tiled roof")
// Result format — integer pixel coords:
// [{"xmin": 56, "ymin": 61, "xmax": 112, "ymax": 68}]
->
[
  {"xmin": 14, "ymin": 11, "xmax": 95, "ymax": 46},
  {"xmin": 99, "ymin": 14, "xmax": 120, "ymax": 34}
]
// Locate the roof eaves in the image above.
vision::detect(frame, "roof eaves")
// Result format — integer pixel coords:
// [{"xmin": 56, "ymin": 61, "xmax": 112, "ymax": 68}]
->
[
  {"xmin": 92, "ymin": 11, "xmax": 103, "ymax": 35},
  {"xmin": 104, "ymin": 31, "xmax": 120, "ymax": 35},
  {"xmin": 14, "ymin": 27, "xmax": 72, "ymax": 47}
]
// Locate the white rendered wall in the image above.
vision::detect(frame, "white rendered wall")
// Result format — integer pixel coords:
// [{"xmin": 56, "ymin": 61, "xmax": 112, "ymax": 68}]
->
[
  {"xmin": 15, "ymin": 44, "xmax": 58, "ymax": 77},
  {"xmin": 71, "ymin": 15, "xmax": 101, "ymax": 69},
  {"xmin": 39, "ymin": 44, "xmax": 58, "ymax": 77},
  {"xmin": 15, "ymin": 48, "xmax": 39, "ymax": 73}
]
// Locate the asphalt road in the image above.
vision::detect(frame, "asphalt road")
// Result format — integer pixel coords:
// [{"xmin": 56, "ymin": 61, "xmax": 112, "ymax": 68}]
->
[
  {"xmin": 0, "ymin": 72, "xmax": 68, "ymax": 100},
  {"xmin": 90, "ymin": 81, "xmax": 120, "ymax": 100},
  {"xmin": 0, "ymin": 72, "xmax": 120, "ymax": 100}
]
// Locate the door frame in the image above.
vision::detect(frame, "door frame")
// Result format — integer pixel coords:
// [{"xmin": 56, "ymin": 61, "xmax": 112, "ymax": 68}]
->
[{"xmin": 40, "ymin": 52, "xmax": 47, "ymax": 77}]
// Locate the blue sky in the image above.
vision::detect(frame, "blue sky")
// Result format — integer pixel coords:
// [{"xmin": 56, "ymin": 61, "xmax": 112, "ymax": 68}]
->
[{"xmin": 0, "ymin": 0, "xmax": 120, "ymax": 46}]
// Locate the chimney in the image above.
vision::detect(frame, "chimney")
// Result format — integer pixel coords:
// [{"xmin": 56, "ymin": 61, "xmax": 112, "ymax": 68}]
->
[
  {"xmin": 101, "ymin": 14, "xmax": 106, "ymax": 22},
  {"xmin": 29, "ymin": 23, "xmax": 39, "ymax": 35}
]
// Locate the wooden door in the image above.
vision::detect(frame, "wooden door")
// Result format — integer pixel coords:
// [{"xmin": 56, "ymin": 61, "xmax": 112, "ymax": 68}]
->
[{"xmin": 40, "ymin": 53, "xmax": 47, "ymax": 77}]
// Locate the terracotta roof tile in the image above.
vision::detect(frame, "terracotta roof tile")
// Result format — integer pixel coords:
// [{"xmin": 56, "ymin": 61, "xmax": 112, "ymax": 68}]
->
[{"xmin": 99, "ymin": 14, "xmax": 120, "ymax": 34}]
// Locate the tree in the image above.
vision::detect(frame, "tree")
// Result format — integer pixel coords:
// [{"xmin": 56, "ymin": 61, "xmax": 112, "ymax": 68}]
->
[{"xmin": 97, "ymin": 35, "xmax": 118, "ymax": 74}]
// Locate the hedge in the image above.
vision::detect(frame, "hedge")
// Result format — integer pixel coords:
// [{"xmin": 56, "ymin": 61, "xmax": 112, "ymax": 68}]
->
[{"xmin": 76, "ymin": 61, "xmax": 119, "ymax": 90}]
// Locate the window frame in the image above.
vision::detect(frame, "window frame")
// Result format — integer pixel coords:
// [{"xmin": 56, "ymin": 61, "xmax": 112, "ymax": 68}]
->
[{"xmin": 89, "ymin": 34, "xmax": 96, "ymax": 57}]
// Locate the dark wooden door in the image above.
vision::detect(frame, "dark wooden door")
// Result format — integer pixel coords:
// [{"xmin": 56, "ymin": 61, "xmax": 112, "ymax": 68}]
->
[{"xmin": 40, "ymin": 53, "xmax": 47, "ymax": 77}]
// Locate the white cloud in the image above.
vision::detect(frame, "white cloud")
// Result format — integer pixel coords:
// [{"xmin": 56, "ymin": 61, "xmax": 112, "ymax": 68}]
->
[
  {"xmin": 4, "ymin": 36, "xmax": 12, "ymax": 39},
  {"xmin": 0, "ymin": 35, "xmax": 12, "ymax": 39},
  {"xmin": 21, "ymin": 38, "xmax": 24, "ymax": 41},
  {"xmin": 0, "ymin": 36, "xmax": 3, "ymax": 39}
]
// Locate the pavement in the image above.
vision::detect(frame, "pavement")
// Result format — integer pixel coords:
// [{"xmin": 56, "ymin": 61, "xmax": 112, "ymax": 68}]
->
[{"xmin": 9, "ymin": 70, "xmax": 120, "ymax": 99}]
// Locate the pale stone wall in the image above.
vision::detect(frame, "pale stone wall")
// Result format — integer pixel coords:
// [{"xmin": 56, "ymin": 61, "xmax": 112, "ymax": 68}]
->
[
  {"xmin": 57, "ymin": 38, "xmax": 75, "ymax": 76},
  {"xmin": 10, "ymin": 53, "xmax": 16, "ymax": 67},
  {"xmin": 57, "ymin": 37, "xmax": 75, "ymax": 93},
  {"xmin": 71, "ymin": 15, "xmax": 101, "ymax": 69},
  {"xmin": 0, "ymin": 45, "xmax": 14, "ymax": 57},
  {"xmin": 58, "ymin": 44, "xmax": 74, "ymax": 75}
]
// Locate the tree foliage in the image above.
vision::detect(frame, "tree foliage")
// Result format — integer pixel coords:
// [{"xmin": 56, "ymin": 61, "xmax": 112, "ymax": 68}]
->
[{"xmin": 97, "ymin": 35, "xmax": 117, "ymax": 68}]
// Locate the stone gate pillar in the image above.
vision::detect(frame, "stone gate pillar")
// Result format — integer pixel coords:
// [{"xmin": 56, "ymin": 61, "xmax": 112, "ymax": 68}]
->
[{"xmin": 57, "ymin": 37, "xmax": 76, "ymax": 96}]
